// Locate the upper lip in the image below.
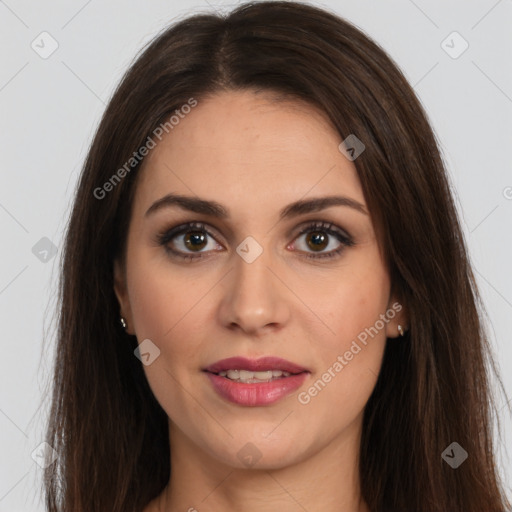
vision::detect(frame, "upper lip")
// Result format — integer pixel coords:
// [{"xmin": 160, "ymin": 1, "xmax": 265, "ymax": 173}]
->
[{"xmin": 203, "ymin": 356, "xmax": 309, "ymax": 375}]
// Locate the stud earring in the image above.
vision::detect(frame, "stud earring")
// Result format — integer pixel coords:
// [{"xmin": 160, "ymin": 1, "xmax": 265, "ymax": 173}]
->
[
  {"xmin": 120, "ymin": 317, "xmax": 127, "ymax": 329},
  {"xmin": 397, "ymin": 324, "xmax": 405, "ymax": 336}
]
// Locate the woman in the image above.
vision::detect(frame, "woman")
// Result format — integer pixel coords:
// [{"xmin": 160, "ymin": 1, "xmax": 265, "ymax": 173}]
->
[{"xmin": 43, "ymin": 1, "xmax": 510, "ymax": 511}]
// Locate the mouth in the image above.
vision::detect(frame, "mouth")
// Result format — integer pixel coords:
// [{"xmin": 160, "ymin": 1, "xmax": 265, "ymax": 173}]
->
[
  {"xmin": 213, "ymin": 369, "xmax": 297, "ymax": 383},
  {"xmin": 203, "ymin": 356, "xmax": 309, "ymax": 380},
  {"xmin": 202, "ymin": 356, "xmax": 310, "ymax": 406}
]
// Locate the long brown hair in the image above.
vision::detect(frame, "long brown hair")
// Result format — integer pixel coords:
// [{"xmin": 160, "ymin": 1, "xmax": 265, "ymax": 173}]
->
[{"xmin": 43, "ymin": 1, "xmax": 510, "ymax": 510}]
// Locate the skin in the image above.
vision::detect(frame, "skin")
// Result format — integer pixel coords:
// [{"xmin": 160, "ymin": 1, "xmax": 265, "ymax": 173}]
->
[{"xmin": 114, "ymin": 89, "xmax": 407, "ymax": 512}]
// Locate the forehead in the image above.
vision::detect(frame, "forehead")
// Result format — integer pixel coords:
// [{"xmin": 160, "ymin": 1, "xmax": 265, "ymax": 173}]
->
[{"xmin": 132, "ymin": 89, "xmax": 364, "ymax": 221}]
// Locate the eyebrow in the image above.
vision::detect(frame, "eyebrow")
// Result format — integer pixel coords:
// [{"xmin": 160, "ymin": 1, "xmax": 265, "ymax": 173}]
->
[{"xmin": 144, "ymin": 193, "xmax": 368, "ymax": 220}]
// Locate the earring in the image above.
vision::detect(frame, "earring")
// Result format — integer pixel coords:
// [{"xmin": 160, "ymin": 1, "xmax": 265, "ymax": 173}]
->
[
  {"xmin": 397, "ymin": 324, "xmax": 405, "ymax": 337},
  {"xmin": 120, "ymin": 317, "xmax": 127, "ymax": 329}
]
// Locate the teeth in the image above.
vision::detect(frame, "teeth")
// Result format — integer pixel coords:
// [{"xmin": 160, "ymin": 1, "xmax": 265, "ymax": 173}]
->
[
  {"xmin": 217, "ymin": 369, "xmax": 292, "ymax": 382},
  {"xmin": 254, "ymin": 370, "xmax": 273, "ymax": 379}
]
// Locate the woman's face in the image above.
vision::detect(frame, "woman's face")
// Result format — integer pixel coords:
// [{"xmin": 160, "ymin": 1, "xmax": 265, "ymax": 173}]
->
[{"xmin": 114, "ymin": 89, "xmax": 406, "ymax": 470}]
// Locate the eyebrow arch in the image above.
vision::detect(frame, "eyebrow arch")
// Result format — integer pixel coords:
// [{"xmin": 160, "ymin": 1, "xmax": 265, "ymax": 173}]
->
[{"xmin": 144, "ymin": 193, "xmax": 368, "ymax": 219}]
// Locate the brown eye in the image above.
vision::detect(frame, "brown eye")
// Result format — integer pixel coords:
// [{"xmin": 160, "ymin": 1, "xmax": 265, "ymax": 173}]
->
[
  {"xmin": 156, "ymin": 222, "xmax": 222, "ymax": 260},
  {"xmin": 305, "ymin": 231, "xmax": 329, "ymax": 252},
  {"xmin": 292, "ymin": 221, "xmax": 355, "ymax": 260},
  {"xmin": 183, "ymin": 231, "xmax": 208, "ymax": 251},
  {"xmin": 156, "ymin": 220, "xmax": 354, "ymax": 262}
]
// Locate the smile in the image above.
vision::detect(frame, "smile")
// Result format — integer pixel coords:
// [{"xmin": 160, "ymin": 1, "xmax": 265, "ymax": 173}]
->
[
  {"xmin": 203, "ymin": 356, "xmax": 310, "ymax": 406},
  {"xmin": 217, "ymin": 369, "xmax": 292, "ymax": 382}
]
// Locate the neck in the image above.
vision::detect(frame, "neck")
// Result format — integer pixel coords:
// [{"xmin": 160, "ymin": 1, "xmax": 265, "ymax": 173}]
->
[{"xmin": 155, "ymin": 414, "xmax": 370, "ymax": 512}]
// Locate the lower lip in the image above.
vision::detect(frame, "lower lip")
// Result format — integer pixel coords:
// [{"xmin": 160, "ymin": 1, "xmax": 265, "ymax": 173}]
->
[{"xmin": 205, "ymin": 372, "xmax": 309, "ymax": 406}]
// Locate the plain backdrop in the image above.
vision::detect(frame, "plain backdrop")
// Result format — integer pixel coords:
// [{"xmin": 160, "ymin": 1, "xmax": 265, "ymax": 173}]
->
[{"xmin": 0, "ymin": 0, "xmax": 511, "ymax": 509}]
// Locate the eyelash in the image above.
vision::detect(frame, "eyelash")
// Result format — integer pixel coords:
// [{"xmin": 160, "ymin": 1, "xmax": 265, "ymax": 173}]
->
[{"xmin": 155, "ymin": 220, "xmax": 355, "ymax": 262}]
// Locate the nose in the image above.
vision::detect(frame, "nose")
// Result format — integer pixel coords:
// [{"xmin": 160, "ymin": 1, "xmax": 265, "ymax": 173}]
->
[{"xmin": 217, "ymin": 243, "xmax": 290, "ymax": 336}]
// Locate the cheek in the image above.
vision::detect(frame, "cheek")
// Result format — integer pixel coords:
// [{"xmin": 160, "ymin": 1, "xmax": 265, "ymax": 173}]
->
[
  {"xmin": 126, "ymin": 264, "xmax": 207, "ymax": 416},
  {"xmin": 126, "ymin": 258, "xmax": 217, "ymax": 377},
  {"xmin": 305, "ymin": 260, "xmax": 390, "ymax": 358},
  {"xmin": 298, "ymin": 263, "xmax": 389, "ymax": 411},
  {"xmin": 128, "ymin": 275, "xmax": 178, "ymax": 340},
  {"xmin": 127, "ymin": 254, "xmax": 203, "ymax": 340}
]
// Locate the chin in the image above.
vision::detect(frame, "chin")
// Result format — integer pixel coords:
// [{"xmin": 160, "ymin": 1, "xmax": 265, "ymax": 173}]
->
[{"xmin": 202, "ymin": 427, "xmax": 315, "ymax": 470}]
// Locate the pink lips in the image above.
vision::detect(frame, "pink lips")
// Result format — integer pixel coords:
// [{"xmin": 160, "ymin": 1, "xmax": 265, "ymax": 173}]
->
[{"xmin": 203, "ymin": 356, "xmax": 310, "ymax": 406}]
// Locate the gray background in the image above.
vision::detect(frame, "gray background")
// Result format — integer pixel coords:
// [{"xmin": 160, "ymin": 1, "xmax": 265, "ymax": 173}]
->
[{"xmin": 0, "ymin": 0, "xmax": 511, "ymax": 509}]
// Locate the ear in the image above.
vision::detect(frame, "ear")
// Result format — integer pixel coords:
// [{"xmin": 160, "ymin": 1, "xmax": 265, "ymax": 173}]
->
[
  {"xmin": 384, "ymin": 294, "xmax": 409, "ymax": 339},
  {"xmin": 113, "ymin": 258, "xmax": 135, "ymax": 335}
]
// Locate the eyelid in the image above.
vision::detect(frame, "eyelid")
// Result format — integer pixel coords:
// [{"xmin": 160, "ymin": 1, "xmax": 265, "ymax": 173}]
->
[
  {"xmin": 155, "ymin": 219, "xmax": 354, "ymax": 260},
  {"xmin": 293, "ymin": 220, "xmax": 352, "ymax": 243}
]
